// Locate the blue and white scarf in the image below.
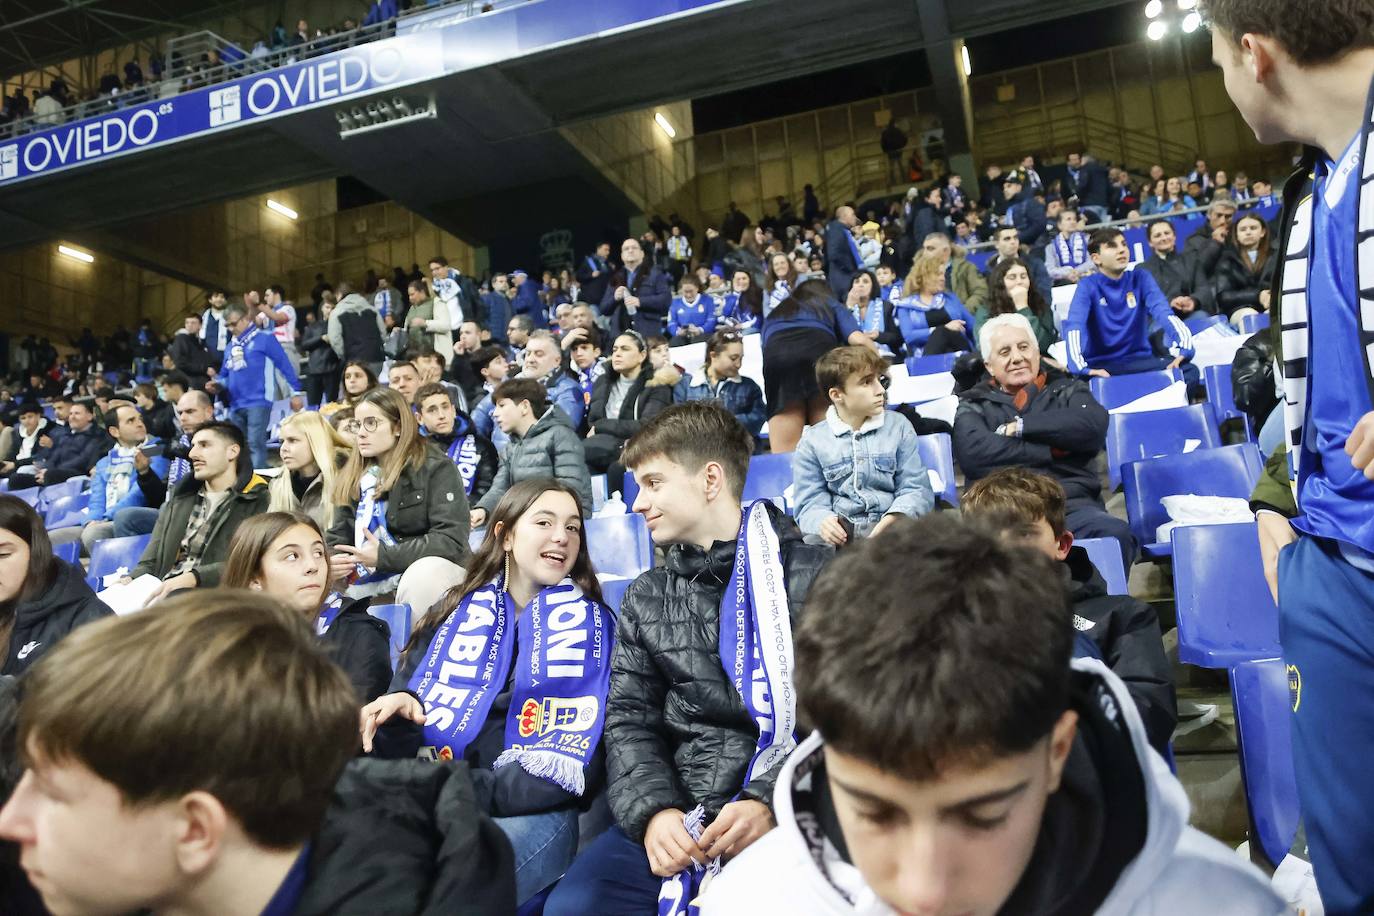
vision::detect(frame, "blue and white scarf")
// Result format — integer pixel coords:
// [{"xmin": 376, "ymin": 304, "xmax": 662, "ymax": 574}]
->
[
  {"xmin": 1054, "ymin": 231, "xmax": 1088, "ymax": 271},
  {"xmin": 851, "ymin": 299, "xmax": 885, "ymax": 336},
  {"xmin": 352, "ymin": 466, "xmax": 398, "ymax": 587},
  {"xmin": 103, "ymin": 443, "xmax": 141, "ymax": 509},
  {"xmin": 659, "ymin": 500, "xmax": 796, "ymax": 916},
  {"xmin": 227, "ymin": 325, "xmax": 260, "ymax": 372},
  {"xmin": 407, "ymin": 576, "xmax": 614, "ymax": 794},
  {"xmin": 316, "ymin": 592, "xmax": 346, "ymax": 636},
  {"xmin": 167, "ymin": 433, "xmax": 191, "ymax": 489},
  {"xmin": 447, "ymin": 433, "xmax": 480, "ymax": 496}
]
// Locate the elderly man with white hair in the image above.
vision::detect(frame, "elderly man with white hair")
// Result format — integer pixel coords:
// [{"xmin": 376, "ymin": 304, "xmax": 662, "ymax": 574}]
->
[{"xmin": 953, "ymin": 313, "xmax": 1135, "ymax": 566}]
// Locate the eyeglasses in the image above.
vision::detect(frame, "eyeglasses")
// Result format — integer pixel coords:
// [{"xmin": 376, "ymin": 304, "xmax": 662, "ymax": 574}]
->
[{"xmin": 346, "ymin": 416, "xmax": 389, "ymax": 433}]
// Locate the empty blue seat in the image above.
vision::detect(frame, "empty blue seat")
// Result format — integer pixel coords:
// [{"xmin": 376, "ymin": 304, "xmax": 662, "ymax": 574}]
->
[
  {"xmin": 9, "ymin": 486, "xmax": 40, "ymax": 507},
  {"xmin": 621, "ymin": 469, "xmax": 639, "ymax": 507},
  {"xmin": 1203, "ymin": 363, "xmax": 1252, "ymax": 439},
  {"xmin": 1089, "ymin": 369, "xmax": 1181, "ymax": 411},
  {"xmin": 1106, "ymin": 403, "xmax": 1221, "ymax": 489},
  {"xmin": 52, "ymin": 540, "xmax": 81, "ymax": 565},
  {"xmin": 37, "ymin": 476, "xmax": 88, "ymax": 511},
  {"xmin": 584, "ymin": 513, "xmax": 653, "ymax": 580},
  {"xmin": 1171, "ymin": 522, "xmax": 1281, "ymax": 668},
  {"xmin": 1229, "ymin": 657, "xmax": 1300, "ymax": 869},
  {"xmin": 1122, "ymin": 443, "xmax": 1264, "ymax": 558},
  {"xmin": 88, "ymin": 534, "xmax": 152, "ymax": 588},
  {"xmin": 742, "ymin": 452, "xmax": 794, "ymax": 504},
  {"xmin": 45, "ymin": 493, "xmax": 90, "ymax": 527},
  {"xmin": 598, "ymin": 576, "xmax": 633, "ymax": 613},
  {"xmin": 367, "ymin": 603, "xmax": 411, "ymax": 668},
  {"xmin": 916, "ymin": 433, "xmax": 959, "ymax": 507},
  {"xmin": 905, "ymin": 352, "xmax": 960, "ymax": 376},
  {"xmin": 1238, "ymin": 312, "xmax": 1271, "ymax": 335},
  {"xmin": 1076, "ymin": 537, "xmax": 1128, "ymax": 595}
]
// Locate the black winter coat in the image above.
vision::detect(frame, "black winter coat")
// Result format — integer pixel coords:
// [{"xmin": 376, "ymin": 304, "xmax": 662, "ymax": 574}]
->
[
  {"xmin": 43, "ymin": 424, "xmax": 110, "ymax": 481},
  {"xmin": 168, "ymin": 330, "xmax": 214, "ymax": 385},
  {"xmin": 586, "ymin": 366, "xmax": 675, "ymax": 443},
  {"xmin": 1212, "ymin": 248, "xmax": 1277, "ymax": 317},
  {"xmin": 323, "ymin": 598, "xmax": 393, "ymax": 703},
  {"xmin": 2, "ymin": 560, "xmax": 112, "ymax": 677},
  {"xmin": 428, "ymin": 422, "xmax": 499, "ymax": 506},
  {"xmin": 1138, "ymin": 251, "xmax": 1216, "ymax": 316},
  {"xmin": 1231, "ymin": 330, "xmax": 1278, "ymax": 429},
  {"xmin": 1063, "ymin": 547, "xmax": 1176, "ymax": 755},
  {"xmin": 606, "ymin": 502, "xmax": 832, "ymax": 841},
  {"xmin": 954, "ymin": 371, "xmax": 1109, "ymax": 503},
  {"xmin": 300, "ymin": 317, "xmax": 341, "ymax": 377},
  {"xmin": 141, "ymin": 398, "xmax": 176, "ymax": 442},
  {"xmin": 295, "ymin": 759, "xmax": 515, "ymax": 915}
]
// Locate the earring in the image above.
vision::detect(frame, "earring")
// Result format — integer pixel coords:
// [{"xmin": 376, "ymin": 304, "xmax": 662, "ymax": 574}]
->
[{"xmin": 503, "ymin": 551, "xmax": 510, "ymax": 590}]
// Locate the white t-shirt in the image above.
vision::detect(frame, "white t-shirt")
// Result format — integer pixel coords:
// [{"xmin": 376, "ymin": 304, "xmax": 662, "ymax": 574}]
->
[{"xmin": 271, "ymin": 303, "xmax": 297, "ymax": 347}]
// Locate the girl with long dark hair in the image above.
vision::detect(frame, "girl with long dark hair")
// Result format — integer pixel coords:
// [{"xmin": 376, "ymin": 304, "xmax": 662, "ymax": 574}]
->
[
  {"xmin": 986, "ymin": 257, "xmax": 1060, "ymax": 357},
  {"xmin": 1214, "ymin": 212, "xmax": 1277, "ymax": 328}
]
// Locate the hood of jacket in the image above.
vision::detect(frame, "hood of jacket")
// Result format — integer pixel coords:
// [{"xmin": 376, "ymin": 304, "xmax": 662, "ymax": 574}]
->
[
  {"xmin": 294, "ymin": 759, "xmax": 515, "ymax": 915},
  {"xmin": 333, "ymin": 293, "xmax": 375, "ymax": 316},
  {"xmin": 519, "ymin": 404, "xmax": 575, "ymax": 441},
  {"xmin": 14, "ymin": 560, "xmax": 104, "ymax": 632},
  {"xmin": 649, "ymin": 364, "xmax": 681, "ymax": 388},
  {"xmin": 1063, "ymin": 544, "xmax": 1108, "ymax": 605},
  {"xmin": 172, "ymin": 465, "xmax": 269, "ymax": 500}
]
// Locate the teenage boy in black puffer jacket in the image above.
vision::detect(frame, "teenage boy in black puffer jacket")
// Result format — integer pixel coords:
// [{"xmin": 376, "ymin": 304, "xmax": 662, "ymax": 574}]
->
[{"xmin": 545, "ymin": 402, "xmax": 832, "ymax": 916}]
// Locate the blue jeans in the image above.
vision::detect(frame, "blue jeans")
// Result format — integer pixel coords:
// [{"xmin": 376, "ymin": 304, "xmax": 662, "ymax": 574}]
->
[
  {"xmin": 114, "ymin": 506, "xmax": 161, "ymax": 538},
  {"xmin": 1095, "ymin": 353, "xmax": 1201, "ymax": 388},
  {"xmin": 494, "ymin": 808, "xmax": 579, "ymax": 906},
  {"xmin": 1258, "ymin": 404, "xmax": 1285, "ymax": 458},
  {"xmin": 1277, "ymin": 535, "xmax": 1374, "ymax": 913},
  {"xmin": 230, "ymin": 405, "xmax": 271, "ymax": 470},
  {"xmin": 544, "ymin": 825, "xmax": 662, "ymax": 916}
]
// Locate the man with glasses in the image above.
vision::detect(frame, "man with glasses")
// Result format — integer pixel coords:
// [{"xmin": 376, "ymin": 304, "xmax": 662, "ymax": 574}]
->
[{"xmin": 209, "ymin": 301, "xmax": 300, "ymax": 470}]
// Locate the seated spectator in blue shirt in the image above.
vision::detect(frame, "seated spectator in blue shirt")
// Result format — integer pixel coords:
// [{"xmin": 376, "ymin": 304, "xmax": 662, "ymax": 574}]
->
[
  {"xmin": 719, "ymin": 269, "xmax": 762, "ymax": 334},
  {"xmin": 792, "ymin": 346, "xmax": 933, "ymax": 547},
  {"xmin": 667, "ymin": 276, "xmax": 718, "ymax": 345},
  {"xmin": 520, "ymin": 330, "xmax": 585, "ymax": 431},
  {"xmin": 35, "ymin": 398, "xmax": 109, "ymax": 486},
  {"xmin": 1064, "ymin": 228, "xmax": 1197, "ymax": 383},
  {"xmin": 674, "ymin": 330, "xmax": 766, "ymax": 441},
  {"xmin": 893, "ymin": 254, "xmax": 978, "ymax": 356}
]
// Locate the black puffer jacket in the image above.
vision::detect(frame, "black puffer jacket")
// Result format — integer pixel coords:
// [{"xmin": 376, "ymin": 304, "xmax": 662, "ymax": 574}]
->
[
  {"xmin": 1231, "ymin": 329, "xmax": 1278, "ymax": 429},
  {"xmin": 2, "ymin": 559, "xmax": 112, "ymax": 677},
  {"xmin": 953, "ymin": 370, "xmax": 1109, "ymax": 503},
  {"xmin": 295, "ymin": 759, "xmax": 515, "ymax": 915},
  {"xmin": 322, "ymin": 597, "xmax": 393, "ymax": 703},
  {"xmin": 1212, "ymin": 247, "xmax": 1277, "ymax": 318},
  {"xmin": 1063, "ymin": 546, "xmax": 1176, "ymax": 755},
  {"xmin": 605, "ymin": 501, "xmax": 832, "ymax": 841}
]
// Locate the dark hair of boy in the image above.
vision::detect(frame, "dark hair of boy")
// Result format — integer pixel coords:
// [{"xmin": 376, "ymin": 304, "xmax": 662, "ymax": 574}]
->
[
  {"xmin": 406, "ymin": 347, "xmax": 446, "ymax": 370},
  {"xmin": 195, "ymin": 419, "xmax": 249, "ymax": 475},
  {"xmin": 815, "ymin": 345, "xmax": 888, "ymax": 399},
  {"xmin": 1200, "ymin": 0, "xmax": 1374, "ymax": 64},
  {"xmin": 622, "ymin": 401, "xmax": 753, "ymax": 500},
  {"xmin": 414, "ymin": 382, "xmax": 453, "ymax": 408},
  {"xmin": 470, "ymin": 345, "xmax": 507, "ymax": 374},
  {"xmin": 492, "ymin": 378, "xmax": 548, "ymax": 415},
  {"xmin": 795, "ymin": 514, "xmax": 1072, "ymax": 780},
  {"xmin": 16, "ymin": 591, "xmax": 357, "ymax": 848},
  {"xmin": 1087, "ymin": 227, "xmax": 1124, "ymax": 255},
  {"xmin": 963, "ymin": 467, "xmax": 1067, "ymax": 538}
]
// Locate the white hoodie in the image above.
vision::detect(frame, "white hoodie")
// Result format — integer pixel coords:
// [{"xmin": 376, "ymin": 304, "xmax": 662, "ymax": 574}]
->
[{"xmin": 701, "ymin": 658, "xmax": 1286, "ymax": 916}]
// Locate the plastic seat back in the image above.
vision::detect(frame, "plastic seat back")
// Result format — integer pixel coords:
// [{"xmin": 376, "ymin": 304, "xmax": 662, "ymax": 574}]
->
[
  {"xmin": 1229, "ymin": 657, "xmax": 1301, "ymax": 868},
  {"xmin": 1122, "ymin": 443, "xmax": 1264, "ymax": 552},
  {"xmin": 367, "ymin": 603, "xmax": 411, "ymax": 668},
  {"xmin": 585, "ymin": 513, "xmax": 653, "ymax": 580},
  {"xmin": 905, "ymin": 352, "xmax": 960, "ymax": 376},
  {"xmin": 88, "ymin": 534, "xmax": 152, "ymax": 587},
  {"xmin": 44, "ymin": 493, "xmax": 89, "ymax": 526},
  {"xmin": 1203, "ymin": 362, "xmax": 1251, "ymax": 435},
  {"xmin": 916, "ymin": 433, "xmax": 959, "ymax": 507},
  {"xmin": 1106, "ymin": 403, "xmax": 1221, "ymax": 488},
  {"xmin": 1089, "ymin": 369, "xmax": 1180, "ymax": 411},
  {"xmin": 1075, "ymin": 537, "xmax": 1128, "ymax": 596},
  {"xmin": 1171, "ymin": 522, "xmax": 1280, "ymax": 668},
  {"xmin": 9, "ymin": 486, "xmax": 40, "ymax": 507},
  {"xmin": 742, "ymin": 452, "xmax": 794, "ymax": 504},
  {"xmin": 1238, "ymin": 312, "xmax": 1271, "ymax": 335},
  {"xmin": 52, "ymin": 540, "xmax": 81, "ymax": 565},
  {"xmin": 621, "ymin": 469, "xmax": 640, "ymax": 508}
]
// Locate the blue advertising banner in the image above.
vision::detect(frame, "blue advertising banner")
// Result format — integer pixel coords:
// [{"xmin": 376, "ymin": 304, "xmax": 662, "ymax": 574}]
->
[{"xmin": 0, "ymin": 30, "xmax": 446, "ymax": 186}]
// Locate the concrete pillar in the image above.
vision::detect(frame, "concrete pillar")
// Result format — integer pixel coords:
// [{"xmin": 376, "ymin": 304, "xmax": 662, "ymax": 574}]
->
[{"xmin": 915, "ymin": 0, "xmax": 978, "ymax": 187}]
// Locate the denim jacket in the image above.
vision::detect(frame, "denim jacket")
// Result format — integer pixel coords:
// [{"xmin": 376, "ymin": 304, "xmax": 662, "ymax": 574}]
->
[
  {"xmin": 673, "ymin": 370, "xmax": 767, "ymax": 439},
  {"xmin": 792, "ymin": 407, "xmax": 934, "ymax": 534}
]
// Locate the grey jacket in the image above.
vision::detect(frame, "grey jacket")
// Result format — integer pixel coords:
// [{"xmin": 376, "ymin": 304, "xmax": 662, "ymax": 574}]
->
[
  {"xmin": 327, "ymin": 293, "xmax": 387, "ymax": 361},
  {"xmin": 477, "ymin": 406, "xmax": 593, "ymax": 513}
]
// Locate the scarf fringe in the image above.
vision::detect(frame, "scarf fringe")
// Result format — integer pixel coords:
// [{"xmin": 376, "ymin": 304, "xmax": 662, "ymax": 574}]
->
[{"xmin": 493, "ymin": 748, "xmax": 587, "ymax": 796}]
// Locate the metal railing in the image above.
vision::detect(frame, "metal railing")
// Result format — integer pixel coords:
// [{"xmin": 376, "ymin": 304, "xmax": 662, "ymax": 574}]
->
[{"xmin": 976, "ymin": 113, "xmax": 1196, "ymax": 177}]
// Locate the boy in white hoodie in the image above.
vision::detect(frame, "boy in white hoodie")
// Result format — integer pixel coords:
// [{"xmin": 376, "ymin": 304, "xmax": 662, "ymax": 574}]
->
[{"xmin": 703, "ymin": 514, "xmax": 1284, "ymax": 916}]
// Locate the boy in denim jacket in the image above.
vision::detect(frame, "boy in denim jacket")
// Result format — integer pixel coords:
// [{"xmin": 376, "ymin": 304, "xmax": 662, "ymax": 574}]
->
[{"xmin": 792, "ymin": 346, "xmax": 934, "ymax": 545}]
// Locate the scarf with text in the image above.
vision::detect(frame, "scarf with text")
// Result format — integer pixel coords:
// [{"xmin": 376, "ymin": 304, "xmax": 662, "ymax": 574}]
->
[
  {"xmin": 1054, "ymin": 231, "xmax": 1088, "ymax": 270},
  {"xmin": 352, "ymin": 466, "xmax": 397, "ymax": 584},
  {"xmin": 408, "ymin": 576, "xmax": 614, "ymax": 794}
]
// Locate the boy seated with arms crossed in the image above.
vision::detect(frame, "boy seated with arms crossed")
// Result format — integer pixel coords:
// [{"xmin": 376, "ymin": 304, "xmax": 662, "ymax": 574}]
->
[
  {"xmin": 545, "ymin": 402, "xmax": 833, "ymax": 916},
  {"xmin": 0, "ymin": 591, "xmax": 515, "ymax": 915},
  {"xmin": 702, "ymin": 515, "xmax": 1282, "ymax": 915},
  {"xmin": 963, "ymin": 467, "xmax": 1176, "ymax": 754},
  {"xmin": 793, "ymin": 346, "xmax": 934, "ymax": 546}
]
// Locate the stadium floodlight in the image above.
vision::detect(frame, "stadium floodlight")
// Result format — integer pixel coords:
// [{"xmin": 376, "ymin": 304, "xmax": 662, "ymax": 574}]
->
[
  {"xmin": 1181, "ymin": 11, "xmax": 1201, "ymax": 31},
  {"xmin": 961, "ymin": 45, "xmax": 972, "ymax": 77},
  {"xmin": 58, "ymin": 244, "xmax": 94, "ymax": 264},
  {"xmin": 392, "ymin": 97, "xmax": 412, "ymax": 117},
  {"xmin": 335, "ymin": 110, "xmax": 356, "ymax": 131},
  {"xmin": 1147, "ymin": 18, "xmax": 1168, "ymax": 39},
  {"xmin": 654, "ymin": 112, "xmax": 676, "ymax": 139},
  {"xmin": 1177, "ymin": 0, "xmax": 1197, "ymax": 8},
  {"xmin": 1145, "ymin": 0, "xmax": 1163, "ymax": 18},
  {"xmin": 266, "ymin": 199, "xmax": 298, "ymax": 220}
]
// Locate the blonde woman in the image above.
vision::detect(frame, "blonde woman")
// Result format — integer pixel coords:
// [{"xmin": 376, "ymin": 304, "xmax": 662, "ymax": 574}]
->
[
  {"xmin": 268, "ymin": 411, "xmax": 348, "ymax": 532},
  {"xmin": 327, "ymin": 386, "xmax": 470, "ymax": 609},
  {"xmin": 893, "ymin": 255, "xmax": 978, "ymax": 356}
]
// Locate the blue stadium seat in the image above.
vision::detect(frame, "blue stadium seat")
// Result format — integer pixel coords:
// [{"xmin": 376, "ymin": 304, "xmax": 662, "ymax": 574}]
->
[
  {"xmin": 367, "ymin": 603, "xmax": 411, "ymax": 668},
  {"xmin": 1089, "ymin": 369, "xmax": 1180, "ymax": 411},
  {"xmin": 37, "ymin": 476, "xmax": 89, "ymax": 511},
  {"xmin": 598, "ymin": 576, "xmax": 633, "ymax": 613},
  {"xmin": 1229, "ymin": 657, "xmax": 1301, "ymax": 869},
  {"xmin": 1171, "ymin": 522, "xmax": 1281, "ymax": 668},
  {"xmin": 9, "ymin": 486, "xmax": 40, "ymax": 507},
  {"xmin": 916, "ymin": 433, "xmax": 959, "ymax": 507},
  {"xmin": 469, "ymin": 527, "xmax": 487, "ymax": 552},
  {"xmin": 741, "ymin": 452, "xmax": 794, "ymax": 505},
  {"xmin": 1122, "ymin": 443, "xmax": 1264, "ymax": 558},
  {"xmin": 1203, "ymin": 363, "xmax": 1253, "ymax": 439},
  {"xmin": 1238, "ymin": 312, "xmax": 1271, "ymax": 335},
  {"xmin": 52, "ymin": 540, "xmax": 81, "ymax": 565},
  {"xmin": 1076, "ymin": 537, "xmax": 1128, "ymax": 596},
  {"xmin": 88, "ymin": 534, "xmax": 151, "ymax": 588},
  {"xmin": 621, "ymin": 469, "xmax": 639, "ymax": 507},
  {"xmin": 44, "ymin": 492, "xmax": 90, "ymax": 527},
  {"xmin": 1105, "ymin": 403, "xmax": 1221, "ymax": 489},
  {"xmin": 584, "ymin": 514, "xmax": 652, "ymax": 580},
  {"xmin": 905, "ymin": 352, "xmax": 960, "ymax": 375}
]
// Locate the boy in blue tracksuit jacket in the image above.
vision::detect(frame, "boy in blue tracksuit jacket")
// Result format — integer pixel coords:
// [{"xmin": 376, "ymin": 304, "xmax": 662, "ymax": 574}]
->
[
  {"xmin": 666, "ymin": 276, "xmax": 717, "ymax": 344},
  {"xmin": 1064, "ymin": 228, "xmax": 1197, "ymax": 384},
  {"xmin": 218, "ymin": 306, "xmax": 301, "ymax": 469}
]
